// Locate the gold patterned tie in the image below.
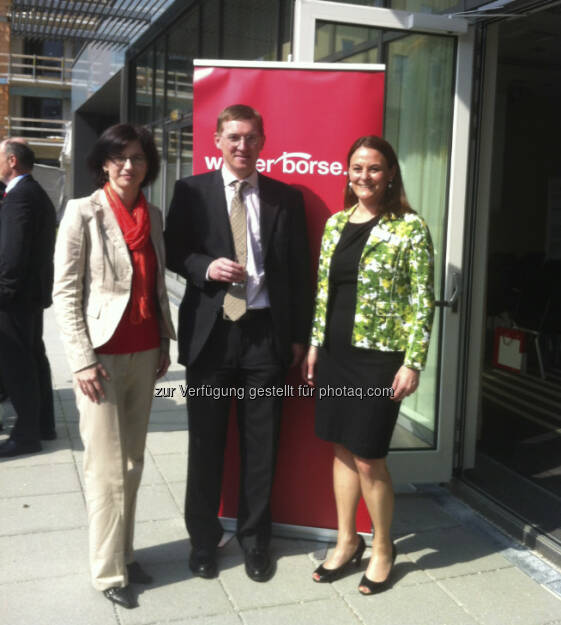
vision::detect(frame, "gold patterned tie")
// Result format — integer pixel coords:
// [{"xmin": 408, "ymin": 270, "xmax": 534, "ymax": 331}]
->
[{"xmin": 223, "ymin": 180, "xmax": 248, "ymax": 321}]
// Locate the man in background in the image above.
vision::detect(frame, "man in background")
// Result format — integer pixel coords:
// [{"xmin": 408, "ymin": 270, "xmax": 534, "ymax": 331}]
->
[{"xmin": 0, "ymin": 138, "xmax": 56, "ymax": 457}]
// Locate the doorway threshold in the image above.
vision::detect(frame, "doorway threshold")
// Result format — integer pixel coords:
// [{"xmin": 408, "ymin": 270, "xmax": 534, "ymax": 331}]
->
[{"xmin": 452, "ymin": 464, "xmax": 561, "ymax": 568}]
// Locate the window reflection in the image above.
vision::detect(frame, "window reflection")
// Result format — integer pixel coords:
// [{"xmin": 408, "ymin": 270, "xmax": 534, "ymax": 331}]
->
[
  {"xmin": 154, "ymin": 39, "xmax": 166, "ymax": 122},
  {"xmin": 315, "ymin": 21, "xmax": 381, "ymax": 63},
  {"xmin": 223, "ymin": 0, "xmax": 279, "ymax": 60},
  {"xmin": 135, "ymin": 49, "xmax": 152, "ymax": 125},
  {"xmin": 166, "ymin": 8, "xmax": 198, "ymax": 119}
]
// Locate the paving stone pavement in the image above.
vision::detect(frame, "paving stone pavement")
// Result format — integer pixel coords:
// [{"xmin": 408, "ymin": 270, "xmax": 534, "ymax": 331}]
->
[{"xmin": 1, "ymin": 306, "xmax": 560, "ymax": 625}]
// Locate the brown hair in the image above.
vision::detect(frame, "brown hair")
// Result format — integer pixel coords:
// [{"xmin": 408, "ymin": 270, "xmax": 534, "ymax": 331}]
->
[
  {"xmin": 216, "ymin": 104, "xmax": 264, "ymax": 136},
  {"xmin": 344, "ymin": 135, "xmax": 413, "ymax": 216},
  {"xmin": 87, "ymin": 123, "xmax": 160, "ymax": 188}
]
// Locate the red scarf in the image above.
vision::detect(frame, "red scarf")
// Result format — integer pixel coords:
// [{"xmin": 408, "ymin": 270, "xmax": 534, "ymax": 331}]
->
[{"xmin": 104, "ymin": 183, "xmax": 152, "ymax": 324}]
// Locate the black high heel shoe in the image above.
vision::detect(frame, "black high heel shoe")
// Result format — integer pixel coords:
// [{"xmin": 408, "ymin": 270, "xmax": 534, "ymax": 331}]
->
[
  {"xmin": 358, "ymin": 542, "xmax": 397, "ymax": 595},
  {"xmin": 312, "ymin": 535, "xmax": 366, "ymax": 583}
]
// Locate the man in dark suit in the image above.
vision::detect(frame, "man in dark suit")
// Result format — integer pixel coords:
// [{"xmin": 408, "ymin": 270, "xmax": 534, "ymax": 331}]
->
[
  {"xmin": 0, "ymin": 179, "xmax": 7, "ymax": 410},
  {"xmin": 0, "ymin": 138, "xmax": 56, "ymax": 457},
  {"xmin": 165, "ymin": 104, "xmax": 312, "ymax": 582}
]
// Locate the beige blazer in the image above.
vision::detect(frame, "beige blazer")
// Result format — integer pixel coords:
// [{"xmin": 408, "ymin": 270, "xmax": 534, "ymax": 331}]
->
[{"xmin": 53, "ymin": 188, "xmax": 176, "ymax": 373}]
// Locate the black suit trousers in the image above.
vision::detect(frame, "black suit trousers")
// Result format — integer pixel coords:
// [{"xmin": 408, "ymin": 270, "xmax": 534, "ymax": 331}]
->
[
  {"xmin": 185, "ymin": 310, "xmax": 284, "ymax": 552},
  {"xmin": 0, "ymin": 308, "xmax": 55, "ymax": 442}
]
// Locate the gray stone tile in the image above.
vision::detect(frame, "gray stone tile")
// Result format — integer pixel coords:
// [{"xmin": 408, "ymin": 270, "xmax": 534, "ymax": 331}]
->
[
  {"xmin": 1, "ymin": 462, "xmax": 81, "ymax": 498},
  {"xmin": 441, "ymin": 567, "xmax": 561, "ymax": 625},
  {"xmin": 0, "ymin": 491, "xmax": 87, "ymax": 536},
  {"xmin": 146, "ymin": 428, "xmax": 188, "ymax": 455},
  {"xmin": 402, "ymin": 526, "xmax": 512, "ymax": 579},
  {"xmin": 220, "ymin": 543, "xmax": 335, "ymax": 611},
  {"xmin": 116, "ymin": 561, "xmax": 233, "ymax": 625},
  {"xmin": 1, "ymin": 572, "xmax": 116, "ymax": 625},
  {"xmin": 0, "ymin": 527, "xmax": 88, "ymax": 583},
  {"xmin": 167, "ymin": 480, "xmax": 186, "ymax": 509},
  {"xmin": 241, "ymin": 598, "xmax": 361, "ymax": 625},
  {"xmin": 135, "ymin": 484, "xmax": 181, "ymax": 522},
  {"xmin": 345, "ymin": 581, "xmax": 479, "ymax": 625},
  {"xmin": 152, "ymin": 452, "xmax": 188, "ymax": 483},
  {"xmin": 149, "ymin": 407, "xmax": 188, "ymax": 425},
  {"xmin": 155, "ymin": 617, "xmax": 241, "ymax": 625},
  {"xmin": 0, "ymin": 438, "xmax": 74, "ymax": 467},
  {"xmin": 56, "ymin": 387, "xmax": 78, "ymax": 402},
  {"xmin": 133, "ymin": 518, "xmax": 189, "ymax": 565},
  {"xmin": 59, "ymin": 398, "xmax": 80, "ymax": 421},
  {"xmin": 393, "ymin": 495, "xmax": 459, "ymax": 535}
]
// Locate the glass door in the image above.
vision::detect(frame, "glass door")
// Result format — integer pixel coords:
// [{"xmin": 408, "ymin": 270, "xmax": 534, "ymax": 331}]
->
[{"xmin": 294, "ymin": 0, "xmax": 473, "ymax": 482}]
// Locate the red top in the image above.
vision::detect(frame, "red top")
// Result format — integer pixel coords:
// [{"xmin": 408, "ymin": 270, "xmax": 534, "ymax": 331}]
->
[{"xmin": 96, "ymin": 240, "xmax": 160, "ymax": 354}]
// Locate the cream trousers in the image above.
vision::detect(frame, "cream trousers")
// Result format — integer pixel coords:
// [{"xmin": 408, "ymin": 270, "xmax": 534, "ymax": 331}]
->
[{"xmin": 77, "ymin": 348, "xmax": 159, "ymax": 591}]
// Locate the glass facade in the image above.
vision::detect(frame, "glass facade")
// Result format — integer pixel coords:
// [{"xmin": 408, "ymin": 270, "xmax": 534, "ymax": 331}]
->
[
  {"xmin": 315, "ymin": 21, "xmax": 382, "ymax": 63},
  {"xmin": 130, "ymin": 0, "xmax": 288, "ymax": 211}
]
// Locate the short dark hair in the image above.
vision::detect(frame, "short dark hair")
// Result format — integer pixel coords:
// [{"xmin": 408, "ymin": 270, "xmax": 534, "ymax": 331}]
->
[
  {"xmin": 344, "ymin": 135, "xmax": 413, "ymax": 216},
  {"xmin": 87, "ymin": 123, "xmax": 160, "ymax": 188},
  {"xmin": 216, "ymin": 104, "xmax": 264, "ymax": 136},
  {"xmin": 4, "ymin": 140, "xmax": 35, "ymax": 171}
]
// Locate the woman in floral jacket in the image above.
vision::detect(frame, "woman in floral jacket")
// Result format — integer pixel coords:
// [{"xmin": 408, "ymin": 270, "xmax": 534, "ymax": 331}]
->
[{"xmin": 303, "ymin": 135, "xmax": 434, "ymax": 595}]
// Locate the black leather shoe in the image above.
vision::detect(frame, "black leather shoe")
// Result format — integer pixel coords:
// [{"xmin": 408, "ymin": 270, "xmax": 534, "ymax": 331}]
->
[
  {"xmin": 41, "ymin": 430, "xmax": 57, "ymax": 441},
  {"xmin": 358, "ymin": 542, "xmax": 397, "ymax": 596},
  {"xmin": 127, "ymin": 561, "xmax": 153, "ymax": 584},
  {"xmin": 313, "ymin": 535, "xmax": 366, "ymax": 583},
  {"xmin": 0, "ymin": 438, "xmax": 42, "ymax": 458},
  {"xmin": 103, "ymin": 585, "xmax": 135, "ymax": 609},
  {"xmin": 189, "ymin": 548, "xmax": 217, "ymax": 579},
  {"xmin": 244, "ymin": 547, "xmax": 274, "ymax": 582}
]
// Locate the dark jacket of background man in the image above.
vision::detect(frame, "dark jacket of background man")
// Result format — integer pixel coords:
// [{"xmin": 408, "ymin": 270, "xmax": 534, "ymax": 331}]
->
[{"xmin": 0, "ymin": 139, "xmax": 56, "ymax": 456}]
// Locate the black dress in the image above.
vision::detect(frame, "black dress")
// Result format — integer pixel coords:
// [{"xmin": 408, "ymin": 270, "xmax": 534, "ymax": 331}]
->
[{"xmin": 315, "ymin": 217, "xmax": 404, "ymax": 459}]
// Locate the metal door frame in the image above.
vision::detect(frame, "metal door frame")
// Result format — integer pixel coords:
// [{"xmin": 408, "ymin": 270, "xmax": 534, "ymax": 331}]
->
[{"xmin": 293, "ymin": 0, "xmax": 474, "ymax": 483}]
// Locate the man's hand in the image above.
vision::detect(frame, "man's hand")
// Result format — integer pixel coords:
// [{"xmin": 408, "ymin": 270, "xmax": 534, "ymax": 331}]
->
[
  {"xmin": 301, "ymin": 346, "xmax": 318, "ymax": 386},
  {"xmin": 290, "ymin": 343, "xmax": 306, "ymax": 368},
  {"xmin": 208, "ymin": 257, "xmax": 246, "ymax": 282},
  {"xmin": 75, "ymin": 363, "xmax": 110, "ymax": 404},
  {"xmin": 391, "ymin": 365, "xmax": 420, "ymax": 402},
  {"xmin": 156, "ymin": 350, "xmax": 171, "ymax": 380}
]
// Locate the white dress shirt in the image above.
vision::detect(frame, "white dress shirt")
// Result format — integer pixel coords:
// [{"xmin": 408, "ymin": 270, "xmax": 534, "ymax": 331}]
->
[
  {"xmin": 5, "ymin": 174, "xmax": 29, "ymax": 194},
  {"xmin": 219, "ymin": 166, "xmax": 270, "ymax": 309}
]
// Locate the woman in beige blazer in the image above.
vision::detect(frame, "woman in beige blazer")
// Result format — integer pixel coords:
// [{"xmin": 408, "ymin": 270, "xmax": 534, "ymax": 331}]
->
[{"xmin": 53, "ymin": 124, "xmax": 175, "ymax": 609}]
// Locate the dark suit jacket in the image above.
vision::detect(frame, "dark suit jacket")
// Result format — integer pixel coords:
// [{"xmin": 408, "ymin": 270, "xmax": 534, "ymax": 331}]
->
[
  {"xmin": 165, "ymin": 170, "xmax": 313, "ymax": 367},
  {"xmin": 0, "ymin": 175, "xmax": 56, "ymax": 311}
]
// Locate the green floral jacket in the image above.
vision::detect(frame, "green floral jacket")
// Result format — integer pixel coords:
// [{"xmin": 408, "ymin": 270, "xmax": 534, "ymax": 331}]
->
[{"xmin": 310, "ymin": 206, "xmax": 435, "ymax": 370}]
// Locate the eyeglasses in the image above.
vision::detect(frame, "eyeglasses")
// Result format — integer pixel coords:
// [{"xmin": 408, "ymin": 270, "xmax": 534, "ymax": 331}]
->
[
  {"xmin": 222, "ymin": 134, "xmax": 261, "ymax": 147},
  {"xmin": 110, "ymin": 154, "xmax": 147, "ymax": 166}
]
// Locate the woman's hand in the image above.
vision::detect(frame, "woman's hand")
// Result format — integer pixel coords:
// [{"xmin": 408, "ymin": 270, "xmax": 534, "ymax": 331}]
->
[
  {"xmin": 302, "ymin": 346, "xmax": 318, "ymax": 386},
  {"xmin": 75, "ymin": 363, "xmax": 110, "ymax": 404},
  {"xmin": 391, "ymin": 365, "xmax": 420, "ymax": 402},
  {"xmin": 156, "ymin": 350, "xmax": 171, "ymax": 380}
]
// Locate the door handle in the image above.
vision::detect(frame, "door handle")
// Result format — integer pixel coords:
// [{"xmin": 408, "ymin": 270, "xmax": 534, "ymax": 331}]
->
[{"xmin": 435, "ymin": 271, "xmax": 461, "ymax": 313}]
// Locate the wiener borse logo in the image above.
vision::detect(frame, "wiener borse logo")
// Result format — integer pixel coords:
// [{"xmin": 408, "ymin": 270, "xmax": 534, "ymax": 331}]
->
[{"xmin": 204, "ymin": 152, "xmax": 347, "ymax": 176}]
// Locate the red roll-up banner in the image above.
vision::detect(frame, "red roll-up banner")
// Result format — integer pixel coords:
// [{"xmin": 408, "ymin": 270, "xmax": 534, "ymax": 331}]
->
[{"xmin": 193, "ymin": 60, "xmax": 385, "ymax": 533}]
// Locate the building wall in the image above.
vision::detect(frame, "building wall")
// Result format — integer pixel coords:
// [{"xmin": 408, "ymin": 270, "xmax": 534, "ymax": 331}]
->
[{"xmin": 0, "ymin": 19, "xmax": 9, "ymax": 139}]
